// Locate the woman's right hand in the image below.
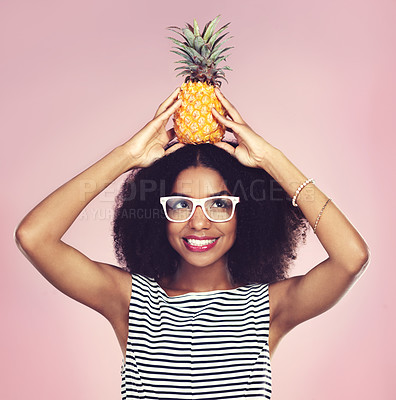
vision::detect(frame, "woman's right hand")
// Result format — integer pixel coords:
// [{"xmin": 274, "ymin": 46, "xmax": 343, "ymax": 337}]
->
[
  {"xmin": 14, "ymin": 87, "xmax": 185, "ymax": 339},
  {"xmin": 121, "ymin": 88, "xmax": 184, "ymax": 169}
]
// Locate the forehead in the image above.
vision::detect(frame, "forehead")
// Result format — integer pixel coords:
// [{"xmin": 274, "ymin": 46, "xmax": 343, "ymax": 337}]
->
[{"xmin": 171, "ymin": 166, "xmax": 229, "ymax": 198}]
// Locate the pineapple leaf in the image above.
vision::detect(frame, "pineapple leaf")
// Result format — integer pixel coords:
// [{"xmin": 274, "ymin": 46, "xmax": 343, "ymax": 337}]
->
[
  {"xmin": 176, "ymin": 70, "xmax": 190, "ymax": 77},
  {"xmin": 168, "ymin": 37, "xmax": 186, "ymax": 47},
  {"xmin": 203, "ymin": 15, "xmax": 221, "ymax": 42},
  {"xmin": 174, "ymin": 60, "xmax": 193, "ymax": 65},
  {"xmin": 212, "ymin": 36, "xmax": 233, "ymax": 54},
  {"xmin": 215, "ymin": 70, "xmax": 226, "ymax": 77},
  {"xmin": 201, "ymin": 44, "xmax": 211, "ymax": 58},
  {"xmin": 212, "ymin": 32, "xmax": 229, "ymax": 49},
  {"xmin": 183, "ymin": 28, "xmax": 195, "ymax": 47},
  {"xmin": 217, "ymin": 76, "xmax": 229, "ymax": 84},
  {"xmin": 209, "ymin": 47, "xmax": 223, "ymax": 61},
  {"xmin": 208, "ymin": 23, "xmax": 231, "ymax": 47},
  {"xmin": 174, "ymin": 65, "xmax": 198, "ymax": 71},
  {"xmin": 169, "ymin": 17, "xmax": 232, "ymax": 85},
  {"xmin": 210, "ymin": 46, "xmax": 233, "ymax": 61},
  {"xmin": 169, "ymin": 38, "xmax": 205, "ymax": 63},
  {"xmin": 193, "ymin": 19, "xmax": 200, "ymax": 36},
  {"xmin": 217, "ymin": 46, "xmax": 234, "ymax": 56},
  {"xmin": 193, "ymin": 36, "xmax": 205, "ymax": 53},
  {"xmin": 209, "ymin": 49, "xmax": 221, "ymax": 61},
  {"xmin": 168, "ymin": 28, "xmax": 189, "ymax": 43},
  {"xmin": 213, "ymin": 56, "xmax": 229, "ymax": 65},
  {"xmin": 168, "ymin": 37, "xmax": 189, "ymax": 48},
  {"xmin": 201, "ymin": 21, "xmax": 211, "ymax": 38},
  {"xmin": 170, "ymin": 49, "xmax": 194, "ymax": 63},
  {"xmin": 219, "ymin": 66, "xmax": 233, "ymax": 71}
]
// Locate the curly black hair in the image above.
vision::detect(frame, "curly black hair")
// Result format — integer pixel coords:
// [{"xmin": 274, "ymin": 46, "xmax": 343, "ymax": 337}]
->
[{"xmin": 113, "ymin": 143, "xmax": 309, "ymax": 285}]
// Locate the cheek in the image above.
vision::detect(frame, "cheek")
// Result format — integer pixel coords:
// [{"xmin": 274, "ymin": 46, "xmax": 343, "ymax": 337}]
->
[{"xmin": 222, "ymin": 218, "xmax": 238, "ymax": 244}]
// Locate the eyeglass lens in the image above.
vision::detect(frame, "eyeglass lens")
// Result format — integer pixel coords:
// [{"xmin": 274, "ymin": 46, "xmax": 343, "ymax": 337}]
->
[{"xmin": 165, "ymin": 197, "xmax": 234, "ymax": 221}]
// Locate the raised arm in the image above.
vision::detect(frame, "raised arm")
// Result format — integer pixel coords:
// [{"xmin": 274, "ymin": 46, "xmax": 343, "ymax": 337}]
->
[
  {"xmin": 14, "ymin": 89, "xmax": 182, "ymax": 323},
  {"xmin": 212, "ymin": 89, "xmax": 370, "ymax": 348},
  {"xmin": 259, "ymin": 149, "xmax": 369, "ymax": 328}
]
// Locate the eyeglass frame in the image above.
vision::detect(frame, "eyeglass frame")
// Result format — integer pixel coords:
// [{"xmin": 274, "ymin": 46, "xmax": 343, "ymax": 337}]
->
[{"xmin": 159, "ymin": 195, "xmax": 240, "ymax": 223}]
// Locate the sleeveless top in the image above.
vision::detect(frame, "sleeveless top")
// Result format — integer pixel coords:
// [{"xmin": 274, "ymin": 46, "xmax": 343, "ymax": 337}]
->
[{"xmin": 121, "ymin": 273, "xmax": 272, "ymax": 399}]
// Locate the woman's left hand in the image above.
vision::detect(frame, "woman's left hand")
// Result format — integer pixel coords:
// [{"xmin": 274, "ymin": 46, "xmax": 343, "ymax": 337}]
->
[{"xmin": 212, "ymin": 88, "xmax": 277, "ymax": 170}]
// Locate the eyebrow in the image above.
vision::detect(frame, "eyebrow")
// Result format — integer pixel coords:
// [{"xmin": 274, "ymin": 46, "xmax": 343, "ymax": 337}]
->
[{"xmin": 170, "ymin": 190, "xmax": 231, "ymax": 197}]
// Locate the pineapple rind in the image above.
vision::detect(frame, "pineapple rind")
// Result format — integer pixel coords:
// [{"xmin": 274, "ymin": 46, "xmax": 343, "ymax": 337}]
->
[{"xmin": 174, "ymin": 81, "xmax": 226, "ymax": 144}]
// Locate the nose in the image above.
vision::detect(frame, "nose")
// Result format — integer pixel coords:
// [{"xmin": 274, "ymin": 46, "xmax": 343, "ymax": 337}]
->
[{"xmin": 188, "ymin": 205, "xmax": 211, "ymax": 230}]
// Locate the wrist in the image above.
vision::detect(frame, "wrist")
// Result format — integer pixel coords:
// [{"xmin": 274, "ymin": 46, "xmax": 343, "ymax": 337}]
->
[
  {"xmin": 114, "ymin": 144, "xmax": 139, "ymax": 171},
  {"xmin": 261, "ymin": 147, "xmax": 308, "ymax": 198},
  {"xmin": 259, "ymin": 145, "xmax": 283, "ymax": 173}
]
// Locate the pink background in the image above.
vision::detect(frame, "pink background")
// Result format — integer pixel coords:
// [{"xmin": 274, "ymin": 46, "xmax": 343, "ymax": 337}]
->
[{"xmin": 1, "ymin": 0, "xmax": 395, "ymax": 398}]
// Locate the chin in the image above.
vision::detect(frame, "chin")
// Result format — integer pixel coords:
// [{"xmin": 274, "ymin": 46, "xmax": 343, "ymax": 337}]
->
[
  {"xmin": 168, "ymin": 236, "xmax": 235, "ymax": 269},
  {"xmin": 177, "ymin": 244, "xmax": 231, "ymax": 269}
]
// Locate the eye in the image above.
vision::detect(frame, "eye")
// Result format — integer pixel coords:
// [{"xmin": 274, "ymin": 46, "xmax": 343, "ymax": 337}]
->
[
  {"xmin": 173, "ymin": 199, "xmax": 190, "ymax": 209},
  {"xmin": 211, "ymin": 198, "xmax": 229, "ymax": 208}
]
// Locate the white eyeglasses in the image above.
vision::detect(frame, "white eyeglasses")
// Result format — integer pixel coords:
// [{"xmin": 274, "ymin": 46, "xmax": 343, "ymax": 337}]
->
[{"xmin": 160, "ymin": 195, "xmax": 240, "ymax": 223}]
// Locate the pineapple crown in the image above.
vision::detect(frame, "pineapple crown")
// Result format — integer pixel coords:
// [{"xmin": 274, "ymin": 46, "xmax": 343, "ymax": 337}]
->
[{"xmin": 167, "ymin": 15, "xmax": 233, "ymax": 87}]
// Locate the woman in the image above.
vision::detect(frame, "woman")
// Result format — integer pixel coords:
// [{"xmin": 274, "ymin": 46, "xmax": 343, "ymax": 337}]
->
[{"xmin": 15, "ymin": 87, "xmax": 370, "ymax": 399}]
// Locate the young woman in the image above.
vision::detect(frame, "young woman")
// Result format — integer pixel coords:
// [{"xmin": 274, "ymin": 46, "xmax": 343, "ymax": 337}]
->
[{"xmin": 15, "ymin": 87, "xmax": 370, "ymax": 399}]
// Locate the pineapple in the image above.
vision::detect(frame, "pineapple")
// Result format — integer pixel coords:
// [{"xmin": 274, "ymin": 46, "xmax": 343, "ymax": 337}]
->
[{"xmin": 168, "ymin": 16, "xmax": 233, "ymax": 144}]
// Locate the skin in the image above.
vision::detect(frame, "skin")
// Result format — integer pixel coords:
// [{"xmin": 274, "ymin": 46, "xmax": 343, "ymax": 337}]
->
[
  {"xmin": 162, "ymin": 166, "xmax": 238, "ymax": 294},
  {"xmin": 15, "ymin": 87, "xmax": 370, "ymax": 361}
]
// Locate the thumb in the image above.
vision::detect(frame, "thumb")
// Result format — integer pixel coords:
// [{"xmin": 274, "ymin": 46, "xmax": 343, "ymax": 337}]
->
[
  {"xmin": 212, "ymin": 108, "xmax": 237, "ymax": 131},
  {"xmin": 164, "ymin": 142, "xmax": 185, "ymax": 155},
  {"xmin": 214, "ymin": 141, "xmax": 236, "ymax": 156},
  {"xmin": 212, "ymin": 108, "xmax": 248, "ymax": 141}
]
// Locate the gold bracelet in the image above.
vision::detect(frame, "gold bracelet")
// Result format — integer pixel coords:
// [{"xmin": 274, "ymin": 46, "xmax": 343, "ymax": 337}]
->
[{"xmin": 313, "ymin": 198, "xmax": 332, "ymax": 234}]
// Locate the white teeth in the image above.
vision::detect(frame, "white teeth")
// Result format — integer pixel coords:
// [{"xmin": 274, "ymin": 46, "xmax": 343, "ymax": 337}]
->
[{"xmin": 186, "ymin": 238, "xmax": 217, "ymax": 246}]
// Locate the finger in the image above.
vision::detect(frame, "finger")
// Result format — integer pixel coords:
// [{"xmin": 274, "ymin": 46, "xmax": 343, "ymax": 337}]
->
[
  {"xmin": 164, "ymin": 142, "xmax": 185, "ymax": 155},
  {"xmin": 157, "ymin": 98, "xmax": 182, "ymax": 121},
  {"xmin": 157, "ymin": 128, "xmax": 177, "ymax": 148},
  {"xmin": 144, "ymin": 99, "xmax": 181, "ymax": 144},
  {"xmin": 212, "ymin": 107, "xmax": 239, "ymax": 131},
  {"xmin": 214, "ymin": 88, "xmax": 245, "ymax": 124},
  {"xmin": 154, "ymin": 87, "xmax": 181, "ymax": 118},
  {"xmin": 213, "ymin": 141, "xmax": 236, "ymax": 156},
  {"xmin": 151, "ymin": 98, "xmax": 182, "ymax": 132},
  {"xmin": 212, "ymin": 108, "xmax": 250, "ymax": 142}
]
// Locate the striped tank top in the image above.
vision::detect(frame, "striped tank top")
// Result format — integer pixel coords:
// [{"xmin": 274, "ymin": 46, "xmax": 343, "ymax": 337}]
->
[{"xmin": 121, "ymin": 273, "xmax": 272, "ymax": 399}]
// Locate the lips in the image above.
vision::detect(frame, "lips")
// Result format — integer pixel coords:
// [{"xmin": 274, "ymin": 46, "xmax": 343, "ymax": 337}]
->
[{"xmin": 182, "ymin": 236, "xmax": 219, "ymax": 252}]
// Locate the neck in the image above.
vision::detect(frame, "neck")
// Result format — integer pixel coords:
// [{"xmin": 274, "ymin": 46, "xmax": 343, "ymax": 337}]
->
[{"xmin": 165, "ymin": 256, "xmax": 237, "ymax": 293}]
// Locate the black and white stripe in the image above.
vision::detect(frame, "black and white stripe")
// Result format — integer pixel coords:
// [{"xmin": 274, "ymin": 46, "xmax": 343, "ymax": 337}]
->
[{"xmin": 121, "ymin": 273, "xmax": 271, "ymax": 399}]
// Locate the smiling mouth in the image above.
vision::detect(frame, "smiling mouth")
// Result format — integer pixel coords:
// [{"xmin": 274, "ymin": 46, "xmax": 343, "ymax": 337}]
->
[
  {"xmin": 183, "ymin": 237, "xmax": 218, "ymax": 246},
  {"xmin": 182, "ymin": 237, "xmax": 219, "ymax": 252}
]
